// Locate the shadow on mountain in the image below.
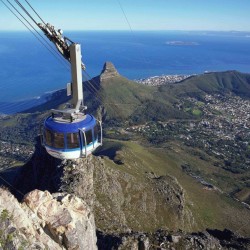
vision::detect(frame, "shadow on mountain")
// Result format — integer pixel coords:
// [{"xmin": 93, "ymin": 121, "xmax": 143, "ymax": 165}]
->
[{"xmin": 0, "ymin": 136, "xmax": 63, "ymax": 201}]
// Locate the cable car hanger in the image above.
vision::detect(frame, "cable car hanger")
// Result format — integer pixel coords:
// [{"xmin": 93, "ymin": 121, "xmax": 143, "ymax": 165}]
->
[
  {"xmin": 38, "ymin": 22, "xmax": 86, "ymax": 71},
  {"xmin": 39, "ymin": 23, "xmax": 103, "ymax": 159}
]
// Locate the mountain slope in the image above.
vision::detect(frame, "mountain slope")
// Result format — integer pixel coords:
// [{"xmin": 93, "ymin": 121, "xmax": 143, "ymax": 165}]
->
[
  {"xmin": 90, "ymin": 62, "xmax": 191, "ymax": 124},
  {"xmin": 161, "ymin": 70, "xmax": 250, "ymax": 98},
  {"xmin": 20, "ymin": 65, "xmax": 250, "ymax": 126},
  {"xmin": 94, "ymin": 140, "xmax": 250, "ymax": 236}
]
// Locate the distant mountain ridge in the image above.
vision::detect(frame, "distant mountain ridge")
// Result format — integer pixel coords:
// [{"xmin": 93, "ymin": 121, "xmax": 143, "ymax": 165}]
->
[
  {"xmin": 164, "ymin": 70, "xmax": 250, "ymax": 98},
  {"xmin": 19, "ymin": 64, "xmax": 250, "ymax": 120},
  {"xmin": 92, "ymin": 64, "xmax": 250, "ymax": 124}
]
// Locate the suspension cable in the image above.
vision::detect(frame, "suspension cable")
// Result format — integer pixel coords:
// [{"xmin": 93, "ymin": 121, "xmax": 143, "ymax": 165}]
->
[
  {"xmin": 82, "ymin": 73, "xmax": 121, "ymax": 115},
  {"xmin": 13, "ymin": 0, "xmax": 40, "ymax": 28},
  {"xmin": 81, "ymin": 2, "xmax": 147, "ymax": 112},
  {"xmin": 23, "ymin": 0, "xmax": 47, "ymax": 26},
  {"xmin": 1, "ymin": 0, "xmax": 43, "ymax": 46},
  {"xmin": 82, "ymin": 74, "xmax": 104, "ymax": 104},
  {"xmin": 13, "ymin": 0, "xmax": 72, "ymax": 68},
  {"xmin": 117, "ymin": 0, "xmax": 133, "ymax": 33},
  {"xmin": 116, "ymin": 0, "xmax": 153, "ymax": 76}
]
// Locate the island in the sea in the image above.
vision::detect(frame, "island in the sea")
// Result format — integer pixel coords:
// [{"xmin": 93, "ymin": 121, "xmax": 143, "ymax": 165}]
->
[{"xmin": 166, "ymin": 40, "xmax": 200, "ymax": 46}]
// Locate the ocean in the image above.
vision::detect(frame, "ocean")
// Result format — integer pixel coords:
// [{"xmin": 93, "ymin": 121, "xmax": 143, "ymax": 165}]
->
[{"xmin": 0, "ymin": 30, "xmax": 250, "ymax": 114}]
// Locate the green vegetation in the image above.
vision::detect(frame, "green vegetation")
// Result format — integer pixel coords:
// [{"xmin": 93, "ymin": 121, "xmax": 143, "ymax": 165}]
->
[
  {"xmin": 184, "ymin": 108, "xmax": 202, "ymax": 116},
  {"xmin": 192, "ymin": 108, "xmax": 202, "ymax": 116},
  {"xmin": 94, "ymin": 140, "xmax": 250, "ymax": 236},
  {"xmin": 161, "ymin": 70, "xmax": 250, "ymax": 98},
  {"xmin": 196, "ymin": 101, "xmax": 205, "ymax": 107},
  {"xmin": 234, "ymin": 188, "xmax": 250, "ymax": 203},
  {"xmin": 98, "ymin": 74, "xmax": 191, "ymax": 124}
]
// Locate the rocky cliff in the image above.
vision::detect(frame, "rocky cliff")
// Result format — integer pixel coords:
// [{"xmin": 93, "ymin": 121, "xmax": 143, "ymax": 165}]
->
[
  {"xmin": 93, "ymin": 157, "xmax": 195, "ymax": 234},
  {"xmin": 0, "ymin": 188, "xmax": 97, "ymax": 249},
  {"xmin": 0, "ymin": 138, "xmax": 98, "ymax": 249},
  {"xmin": 97, "ymin": 228, "xmax": 250, "ymax": 250},
  {"xmin": 100, "ymin": 62, "xmax": 120, "ymax": 82}
]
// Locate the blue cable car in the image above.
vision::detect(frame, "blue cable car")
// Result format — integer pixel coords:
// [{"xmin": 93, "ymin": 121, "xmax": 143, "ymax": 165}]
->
[{"xmin": 43, "ymin": 113, "xmax": 102, "ymax": 159}]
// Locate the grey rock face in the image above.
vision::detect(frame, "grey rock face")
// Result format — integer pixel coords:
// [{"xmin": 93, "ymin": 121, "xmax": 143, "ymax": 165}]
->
[
  {"xmin": 97, "ymin": 229, "xmax": 250, "ymax": 250},
  {"xmin": 0, "ymin": 188, "xmax": 97, "ymax": 250},
  {"xmin": 100, "ymin": 61, "xmax": 119, "ymax": 81},
  {"xmin": 59, "ymin": 156, "xmax": 96, "ymax": 209},
  {"xmin": 0, "ymin": 188, "xmax": 62, "ymax": 249}
]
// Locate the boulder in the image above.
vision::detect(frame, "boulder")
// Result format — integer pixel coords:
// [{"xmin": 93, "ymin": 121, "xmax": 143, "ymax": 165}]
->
[
  {"xmin": 0, "ymin": 188, "xmax": 97, "ymax": 250},
  {"xmin": 24, "ymin": 189, "xmax": 97, "ymax": 250}
]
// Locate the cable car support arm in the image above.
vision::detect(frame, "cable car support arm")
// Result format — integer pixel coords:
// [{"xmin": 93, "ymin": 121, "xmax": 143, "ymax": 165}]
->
[{"xmin": 38, "ymin": 23, "xmax": 86, "ymax": 114}]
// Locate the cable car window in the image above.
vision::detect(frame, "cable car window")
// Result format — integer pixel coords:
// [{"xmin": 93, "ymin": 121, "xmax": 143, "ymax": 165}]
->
[
  {"xmin": 67, "ymin": 133, "xmax": 80, "ymax": 148},
  {"xmin": 54, "ymin": 132, "xmax": 65, "ymax": 148},
  {"xmin": 45, "ymin": 129, "xmax": 53, "ymax": 147},
  {"xmin": 85, "ymin": 130, "xmax": 93, "ymax": 145},
  {"xmin": 94, "ymin": 125, "xmax": 98, "ymax": 141}
]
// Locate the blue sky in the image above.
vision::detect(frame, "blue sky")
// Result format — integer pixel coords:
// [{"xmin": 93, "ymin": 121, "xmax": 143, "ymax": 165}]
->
[{"xmin": 0, "ymin": 0, "xmax": 250, "ymax": 31}]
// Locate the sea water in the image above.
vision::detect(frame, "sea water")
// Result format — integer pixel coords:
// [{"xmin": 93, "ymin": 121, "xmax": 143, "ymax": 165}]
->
[{"xmin": 0, "ymin": 30, "xmax": 250, "ymax": 114}]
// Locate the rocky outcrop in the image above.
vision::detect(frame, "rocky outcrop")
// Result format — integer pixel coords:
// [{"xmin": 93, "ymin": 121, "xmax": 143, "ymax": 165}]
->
[
  {"xmin": 93, "ymin": 153, "xmax": 195, "ymax": 234},
  {"xmin": 0, "ymin": 141, "xmax": 98, "ymax": 250},
  {"xmin": 12, "ymin": 136, "xmax": 63, "ymax": 200},
  {"xmin": 12, "ymin": 138, "xmax": 96, "ymax": 209},
  {"xmin": 151, "ymin": 174, "xmax": 195, "ymax": 230},
  {"xmin": 0, "ymin": 188, "xmax": 97, "ymax": 249},
  {"xmin": 97, "ymin": 229, "xmax": 250, "ymax": 250},
  {"xmin": 0, "ymin": 187, "xmax": 58, "ymax": 250},
  {"xmin": 59, "ymin": 157, "xmax": 96, "ymax": 209},
  {"xmin": 100, "ymin": 62, "xmax": 120, "ymax": 81}
]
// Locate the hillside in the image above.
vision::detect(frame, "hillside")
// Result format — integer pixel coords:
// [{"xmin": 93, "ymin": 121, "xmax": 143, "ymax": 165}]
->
[
  {"xmin": 96, "ymin": 65, "xmax": 250, "ymax": 124},
  {"xmin": 161, "ymin": 70, "xmax": 250, "ymax": 98},
  {"xmin": 93, "ymin": 140, "xmax": 250, "ymax": 235}
]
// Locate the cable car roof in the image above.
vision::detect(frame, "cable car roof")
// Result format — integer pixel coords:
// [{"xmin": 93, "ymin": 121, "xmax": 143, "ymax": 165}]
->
[{"xmin": 44, "ymin": 114, "xmax": 97, "ymax": 133}]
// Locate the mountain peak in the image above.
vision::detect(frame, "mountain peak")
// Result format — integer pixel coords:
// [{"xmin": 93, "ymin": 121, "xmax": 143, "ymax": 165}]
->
[{"xmin": 100, "ymin": 61, "xmax": 119, "ymax": 81}]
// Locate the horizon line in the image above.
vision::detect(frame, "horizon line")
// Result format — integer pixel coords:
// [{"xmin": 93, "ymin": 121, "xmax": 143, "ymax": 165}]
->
[{"xmin": 0, "ymin": 29, "xmax": 250, "ymax": 33}]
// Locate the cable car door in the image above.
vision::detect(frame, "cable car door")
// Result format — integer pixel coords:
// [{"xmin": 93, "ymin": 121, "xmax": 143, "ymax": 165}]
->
[{"xmin": 79, "ymin": 129, "xmax": 88, "ymax": 157}]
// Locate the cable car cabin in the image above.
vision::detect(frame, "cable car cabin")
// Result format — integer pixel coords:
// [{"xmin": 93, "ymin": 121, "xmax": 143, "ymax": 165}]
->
[{"xmin": 43, "ymin": 112, "xmax": 102, "ymax": 160}]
